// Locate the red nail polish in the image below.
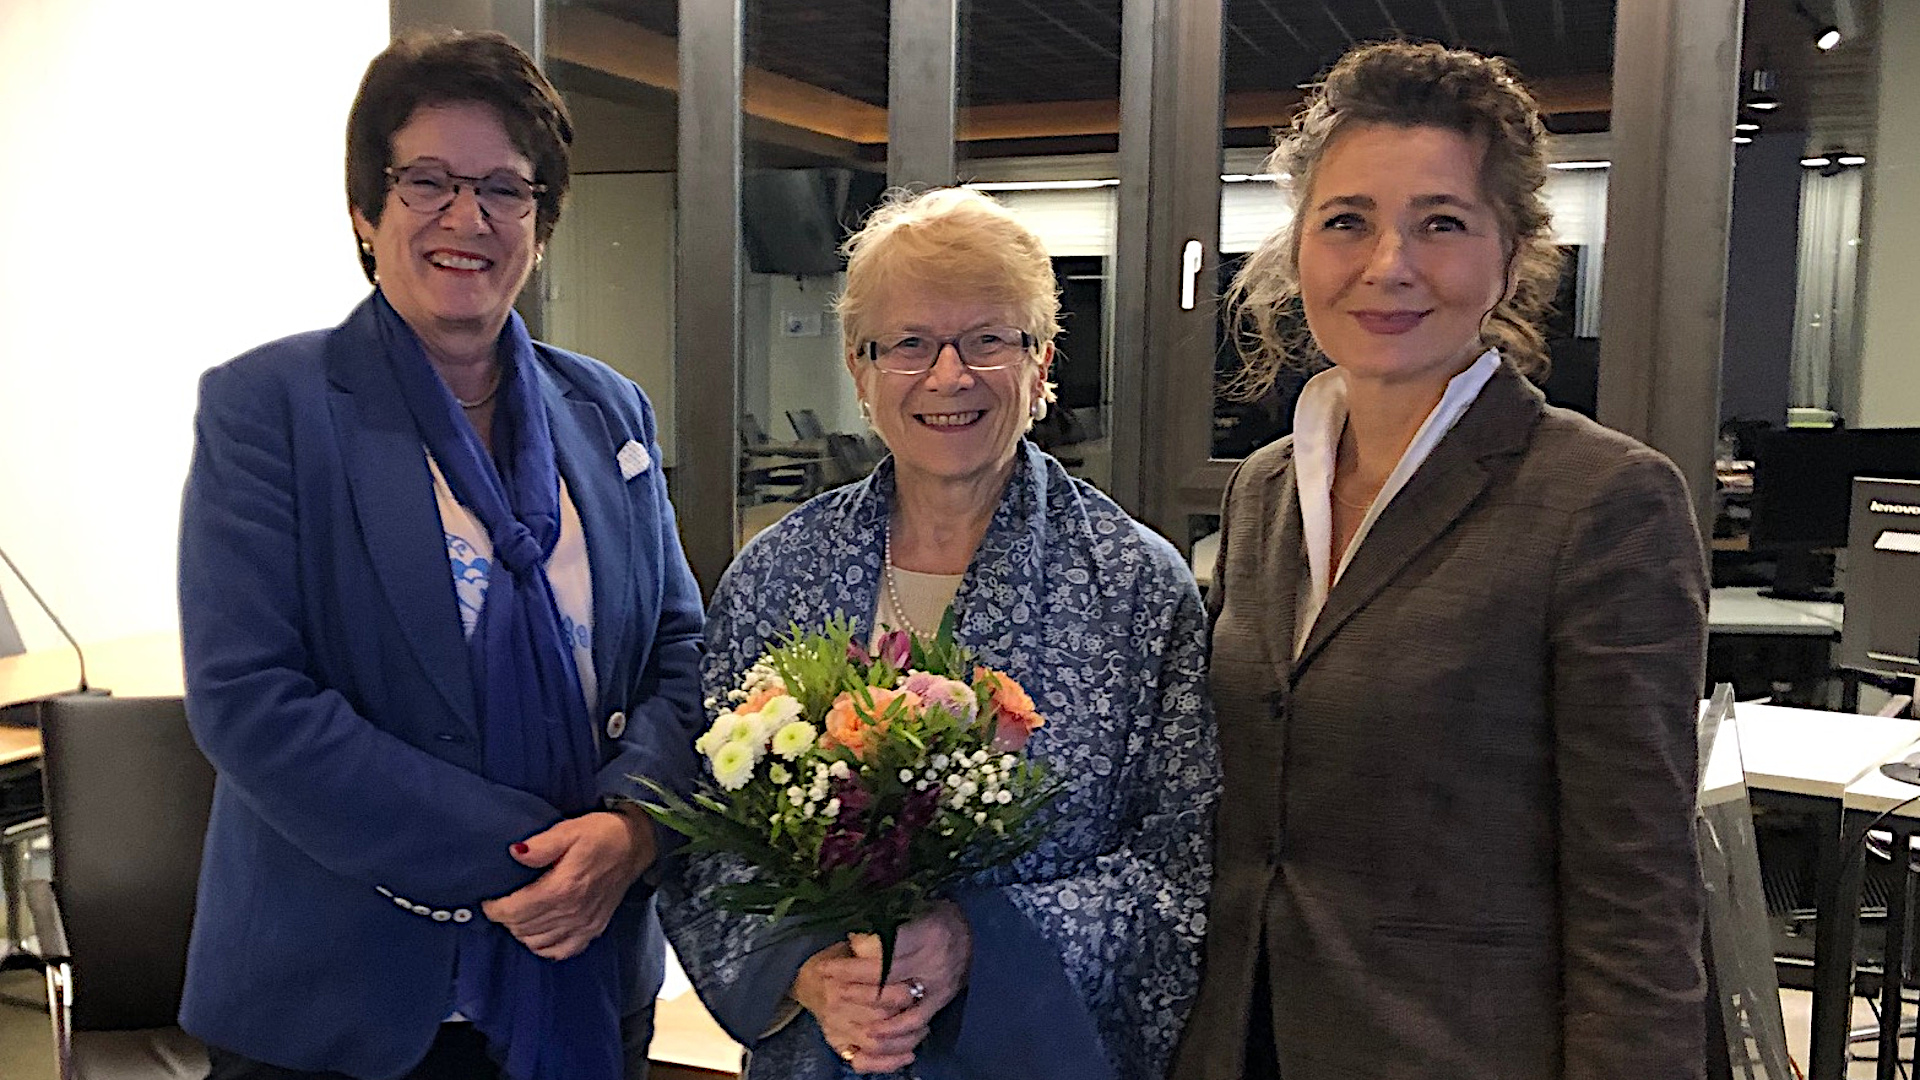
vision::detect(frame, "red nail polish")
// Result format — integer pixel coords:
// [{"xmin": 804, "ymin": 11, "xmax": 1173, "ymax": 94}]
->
[{"xmin": 512, "ymin": 842, "xmax": 530, "ymax": 855}]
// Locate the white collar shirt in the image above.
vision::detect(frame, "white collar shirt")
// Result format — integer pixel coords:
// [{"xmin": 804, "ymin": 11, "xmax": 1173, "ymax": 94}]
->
[{"xmin": 1291, "ymin": 348, "xmax": 1502, "ymax": 658}]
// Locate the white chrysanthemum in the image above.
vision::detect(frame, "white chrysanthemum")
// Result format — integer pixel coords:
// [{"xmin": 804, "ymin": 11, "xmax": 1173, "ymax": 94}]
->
[
  {"xmin": 711, "ymin": 742, "xmax": 755, "ymax": 791},
  {"xmin": 694, "ymin": 713, "xmax": 746, "ymax": 757},
  {"xmin": 770, "ymin": 719, "xmax": 818, "ymax": 760},
  {"xmin": 768, "ymin": 762, "xmax": 792, "ymax": 785},
  {"xmin": 829, "ymin": 761, "xmax": 852, "ymax": 780}
]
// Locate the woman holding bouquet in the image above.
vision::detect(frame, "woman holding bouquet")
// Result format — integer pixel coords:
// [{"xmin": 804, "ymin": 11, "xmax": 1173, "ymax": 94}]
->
[
  {"xmin": 661, "ymin": 187, "xmax": 1219, "ymax": 1080},
  {"xmin": 1173, "ymin": 42, "xmax": 1707, "ymax": 1080}
]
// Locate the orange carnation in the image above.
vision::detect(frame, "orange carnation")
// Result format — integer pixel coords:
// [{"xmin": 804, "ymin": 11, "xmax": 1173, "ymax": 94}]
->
[
  {"xmin": 975, "ymin": 666, "xmax": 1045, "ymax": 752},
  {"xmin": 739, "ymin": 681, "xmax": 788, "ymax": 714}
]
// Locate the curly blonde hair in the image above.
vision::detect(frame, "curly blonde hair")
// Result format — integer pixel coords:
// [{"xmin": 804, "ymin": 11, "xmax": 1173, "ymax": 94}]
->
[{"xmin": 1227, "ymin": 40, "xmax": 1562, "ymax": 398}]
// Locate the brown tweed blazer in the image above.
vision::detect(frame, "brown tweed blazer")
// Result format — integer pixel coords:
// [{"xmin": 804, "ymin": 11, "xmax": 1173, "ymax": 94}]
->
[{"xmin": 1172, "ymin": 363, "xmax": 1708, "ymax": 1080}]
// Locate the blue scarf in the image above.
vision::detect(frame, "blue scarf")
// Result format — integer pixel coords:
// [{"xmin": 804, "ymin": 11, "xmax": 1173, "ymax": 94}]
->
[{"xmin": 373, "ymin": 292, "xmax": 622, "ymax": 1080}]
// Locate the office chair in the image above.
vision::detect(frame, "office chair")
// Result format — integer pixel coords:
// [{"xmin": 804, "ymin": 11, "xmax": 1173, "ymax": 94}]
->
[
  {"xmin": 740, "ymin": 413, "xmax": 770, "ymax": 448},
  {"xmin": 787, "ymin": 409, "xmax": 827, "ymax": 441},
  {"xmin": 24, "ymin": 694, "xmax": 214, "ymax": 1079}
]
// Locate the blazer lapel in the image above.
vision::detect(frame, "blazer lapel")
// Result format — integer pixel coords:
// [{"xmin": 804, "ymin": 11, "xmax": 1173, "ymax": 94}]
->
[
  {"xmin": 1262, "ymin": 450, "xmax": 1306, "ymax": 680},
  {"xmin": 326, "ymin": 309, "xmax": 477, "ymax": 727},
  {"xmin": 543, "ymin": 369, "xmax": 634, "ymax": 717},
  {"xmin": 1294, "ymin": 365, "xmax": 1543, "ymax": 673}
]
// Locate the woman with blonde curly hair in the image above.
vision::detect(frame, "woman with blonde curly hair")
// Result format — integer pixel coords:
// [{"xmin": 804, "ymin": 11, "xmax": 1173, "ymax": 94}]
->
[
  {"xmin": 1174, "ymin": 41, "xmax": 1707, "ymax": 1080},
  {"xmin": 663, "ymin": 186, "xmax": 1219, "ymax": 1079}
]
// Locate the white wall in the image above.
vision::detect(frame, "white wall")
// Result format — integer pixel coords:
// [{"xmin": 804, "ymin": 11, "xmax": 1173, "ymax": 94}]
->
[
  {"xmin": 544, "ymin": 171, "xmax": 677, "ymax": 462},
  {"xmin": 761, "ymin": 274, "xmax": 860, "ymax": 439},
  {"xmin": 0, "ymin": 0, "xmax": 387, "ymax": 650},
  {"xmin": 1854, "ymin": 0, "xmax": 1920, "ymax": 426}
]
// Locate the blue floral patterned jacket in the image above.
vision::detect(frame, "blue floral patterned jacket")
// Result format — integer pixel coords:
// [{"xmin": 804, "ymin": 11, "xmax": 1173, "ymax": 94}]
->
[{"xmin": 659, "ymin": 443, "xmax": 1219, "ymax": 1080}]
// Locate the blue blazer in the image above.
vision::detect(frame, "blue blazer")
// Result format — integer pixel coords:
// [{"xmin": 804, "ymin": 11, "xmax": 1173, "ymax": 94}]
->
[{"xmin": 176, "ymin": 296, "xmax": 706, "ymax": 1078}]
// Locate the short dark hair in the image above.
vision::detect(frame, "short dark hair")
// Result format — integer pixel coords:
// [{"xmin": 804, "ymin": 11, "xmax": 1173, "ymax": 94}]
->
[
  {"xmin": 344, "ymin": 30, "xmax": 573, "ymax": 284},
  {"xmin": 1227, "ymin": 40, "xmax": 1563, "ymax": 395}
]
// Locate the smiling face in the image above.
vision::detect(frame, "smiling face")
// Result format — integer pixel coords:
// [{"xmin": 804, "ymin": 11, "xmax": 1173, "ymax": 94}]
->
[
  {"xmin": 848, "ymin": 291, "xmax": 1052, "ymax": 492},
  {"xmin": 1296, "ymin": 122, "xmax": 1512, "ymax": 391},
  {"xmin": 352, "ymin": 101, "xmax": 541, "ymax": 352}
]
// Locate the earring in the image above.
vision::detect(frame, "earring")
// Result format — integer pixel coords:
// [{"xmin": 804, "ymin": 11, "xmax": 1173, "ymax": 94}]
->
[
  {"xmin": 535, "ymin": 250, "xmax": 545, "ymax": 270},
  {"xmin": 858, "ymin": 399, "xmax": 873, "ymax": 425},
  {"xmin": 359, "ymin": 239, "xmax": 373, "ymax": 257},
  {"xmin": 1029, "ymin": 398, "xmax": 1048, "ymax": 423}
]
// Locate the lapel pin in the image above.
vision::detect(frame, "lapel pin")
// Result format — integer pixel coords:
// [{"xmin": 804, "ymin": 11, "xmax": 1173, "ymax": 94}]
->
[{"xmin": 617, "ymin": 440, "xmax": 652, "ymax": 480}]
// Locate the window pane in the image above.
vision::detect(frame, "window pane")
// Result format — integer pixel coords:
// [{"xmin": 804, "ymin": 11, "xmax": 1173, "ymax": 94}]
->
[
  {"xmin": 958, "ymin": 0, "xmax": 1123, "ymax": 495},
  {"xmin": 736, "ymin": 1, "xmax": 890, "ymax": 547}
]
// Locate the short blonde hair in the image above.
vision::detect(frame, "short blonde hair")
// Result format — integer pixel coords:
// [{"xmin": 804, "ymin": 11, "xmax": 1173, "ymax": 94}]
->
[
  {"xmin": 835, "ymin": 187, "xmax": 1062, "ymax": 359},
  {"xmin": 1227, "ymin": 41, "xmax": 1562, "ymax": 398}
]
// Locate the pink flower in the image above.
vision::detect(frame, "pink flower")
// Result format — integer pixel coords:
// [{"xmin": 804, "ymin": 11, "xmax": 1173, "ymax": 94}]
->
[
  {"xmin": 901, "ymin": 671, "xmax": 978, "ymax": 722},
  {"xmin": 976, "ymin": 666, "xmax": 1045, "ymax": 752}
]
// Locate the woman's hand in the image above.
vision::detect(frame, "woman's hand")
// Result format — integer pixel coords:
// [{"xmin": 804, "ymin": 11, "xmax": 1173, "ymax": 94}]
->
[
  {"xmin": 481, "ymin": 808, "xmax": 657, "ymax": 960},
  {"xmin": 790, "ymin": 902, "xmax": 974, "ymax": 1074}
]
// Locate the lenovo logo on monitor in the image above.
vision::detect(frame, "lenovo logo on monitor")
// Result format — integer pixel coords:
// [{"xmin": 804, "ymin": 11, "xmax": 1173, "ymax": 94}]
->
[{"xmin": 1870, "ymin": 500, "xmax": 1920, "ymax": 516}]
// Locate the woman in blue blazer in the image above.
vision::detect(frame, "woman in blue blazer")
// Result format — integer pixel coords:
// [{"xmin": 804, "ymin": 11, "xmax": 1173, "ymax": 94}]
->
[{"xmin": 176, "ymin": 31, "xmax": 704, "ymax": 1080}]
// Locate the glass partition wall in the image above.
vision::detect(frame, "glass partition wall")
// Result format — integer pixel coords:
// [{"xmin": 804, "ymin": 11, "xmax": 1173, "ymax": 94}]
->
[{"xmin": 525, "ymin": 0, "xmax": 1745, "ymax": 592}]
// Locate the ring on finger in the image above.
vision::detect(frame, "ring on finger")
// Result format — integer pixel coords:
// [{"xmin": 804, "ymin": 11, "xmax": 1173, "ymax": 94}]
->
[
  {"xmin": 840, "ymin": 1043, "xmax": 860, "ymax": 1062},
  {"xmin": 906, "ymin": 977, "xmax": 926, "ymax": 1004}
]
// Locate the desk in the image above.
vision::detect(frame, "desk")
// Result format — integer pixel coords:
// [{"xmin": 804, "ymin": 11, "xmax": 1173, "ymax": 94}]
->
[
  {"xmin": 1710, "ymin": 587, "xmax": 1845, "ymax": 636},
  {"xmin": 0, "ymin": 632, "xmax": 185, "ymax": 707},
  {"xmin": 1842, "ymin": 760, "xmax": 1920, "ymax": 1079},
  {"xmin": 1737, "ymin": 704, "xmax": 1920, "ymax": 1080}
]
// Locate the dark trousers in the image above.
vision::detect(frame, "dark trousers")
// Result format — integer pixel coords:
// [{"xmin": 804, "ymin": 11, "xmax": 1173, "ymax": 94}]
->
[
  {"xmin": 1244, "ymin": 947, "xmax": 1282, "ymax": 1080},
  {"xmin": 207, "ymin": 1023, "xmax": 500, "ymax": 1080},
  {"xmin": 206, "ymin": 1016, "xmax": 654, "ymax": 1080}
]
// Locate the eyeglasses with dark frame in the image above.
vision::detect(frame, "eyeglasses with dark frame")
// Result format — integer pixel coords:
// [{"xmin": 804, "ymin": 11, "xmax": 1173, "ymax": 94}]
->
[
  {"xmin": 860, "ymin": 326, "xmax": 1039, "ymax": 376},
  {"xmin": 383, "ymin": 162, "xmax": 548, "ymax": 221}
]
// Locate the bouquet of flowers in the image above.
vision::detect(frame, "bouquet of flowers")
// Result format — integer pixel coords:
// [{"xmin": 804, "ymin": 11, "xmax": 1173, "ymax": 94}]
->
[{"xmin": 640, "ymin": 615, "xmax": 1058, "ymax": 976}]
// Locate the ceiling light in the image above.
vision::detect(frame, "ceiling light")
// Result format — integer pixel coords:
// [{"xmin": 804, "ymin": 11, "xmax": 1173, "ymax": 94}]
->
[
  {"xmin": 1220, "ymin": 172, "xmax": 1285, "ymax": 184},
  {"xmin": 1747, "ymin": 68, "xmax": 1781, "ymax": 111},
  {"xmin": 963, "ymin": 179, "xmax": 1119, "ymax": 192},
  {"xmin": 1736, "ymin": 121, "xmax": 1761, "ymax": 132},
  {"xmin": 1817, "ymin": 26, "xmax": 1842, "ymax": 50},
  {"xmin": 1838, "ymin": 154, "xmax": 1867, "ymax": 166},
  {"xmin": 1749, "ymin": 97, "xmax": 1781, "ymax": 112},
  {"xmin": 1733, "ymin": 136, "xmax": 1754, "ymax": 145},
  {"xmin": 1801, "ymin": 155, "xmax": 1833, "ymax": 167},
  {"xmin": 1549, "ymin": 160, "xmax": 1610, "ymax": 170}
]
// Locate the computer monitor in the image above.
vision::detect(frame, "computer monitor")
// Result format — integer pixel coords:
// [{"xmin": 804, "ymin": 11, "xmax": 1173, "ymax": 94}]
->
[{"xmin": 1749, "ymin": 427, "xmax": 1920, "ymax": 599}]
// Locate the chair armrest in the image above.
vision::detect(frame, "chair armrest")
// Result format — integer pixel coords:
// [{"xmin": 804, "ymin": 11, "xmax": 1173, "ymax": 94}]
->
[{"xmin": 23, "ymin": 877, "xmax": 70, "ymax": 962}]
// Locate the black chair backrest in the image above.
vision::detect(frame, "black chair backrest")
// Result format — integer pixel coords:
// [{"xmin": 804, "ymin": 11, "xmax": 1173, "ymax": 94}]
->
[
  {"xmin": 792, "ymin": 409, "xmax": 827, "ymax": 441},
  {"xmin": 41, "ymin": 695, "xmax": 215, "ymax": 1031},
  {"xmin": 741, "ymin": 413, "xmax": 770, "ymax": 446}
]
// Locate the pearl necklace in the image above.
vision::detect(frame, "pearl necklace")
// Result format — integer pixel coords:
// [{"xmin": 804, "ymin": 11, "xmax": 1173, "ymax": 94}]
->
[
  {"xmin": 455, "ymin": 368, "xmax": 503, "ymax": 410},
  {"xmin": 881, "ymin": 522, "xmax": 924, "ymax": 640}
]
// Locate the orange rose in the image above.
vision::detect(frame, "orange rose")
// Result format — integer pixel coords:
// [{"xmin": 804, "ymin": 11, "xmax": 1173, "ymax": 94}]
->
[
  {"xmin": 975, "ymin": 666, "xmax": 1044, "ymax": 752},
  {"xmin": 821, "ymin": 687, "xmax": 919, "ymax": 759}
]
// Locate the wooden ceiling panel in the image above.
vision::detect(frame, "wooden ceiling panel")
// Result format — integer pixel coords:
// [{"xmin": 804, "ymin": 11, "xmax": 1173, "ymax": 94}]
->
[{"xmin": 565, "ymin": 0, "xmax": 1875, "ymax": 155}]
